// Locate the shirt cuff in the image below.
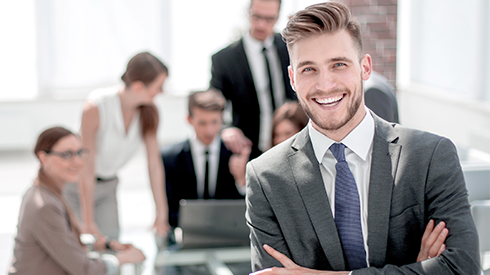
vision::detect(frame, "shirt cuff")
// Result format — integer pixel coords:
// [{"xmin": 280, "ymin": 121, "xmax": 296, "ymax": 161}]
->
[
  {"xmin": 236, "ymin": 181, "xmax": 247, "ymax": 195},
  {"xmin": 101, "ymin": 254, "xmax": 120, "ymax": 275}
]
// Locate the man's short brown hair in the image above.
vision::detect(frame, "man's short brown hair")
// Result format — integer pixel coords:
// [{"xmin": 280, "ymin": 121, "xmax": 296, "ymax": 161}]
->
[
  {"xmin": 282, "ymin": 2, "xmax": 363, "ymax": 57},
  {"xmin": 188, "ymin": 89, "xmax": 226, "ymax": 117}
]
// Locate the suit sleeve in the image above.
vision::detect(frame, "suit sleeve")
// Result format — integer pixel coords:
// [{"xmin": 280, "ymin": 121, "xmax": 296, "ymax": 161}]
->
[
  {"xmin": 161, "ymin": 150, "xmax": 180, "ymax": 227},
  {"xmin": 33, "ymin": 204, "xmax": 107, "ymax": 275},
  {"xmin": 246, "ymin": 162, "xmax": 291, "ymax": 272},
  {"xmin": 354, "ymin": 137, "xmax": 480, "ymax": 275},
  {"xmin": 210, "ymin": 54, "xmax": 228, "ymax": 98}
]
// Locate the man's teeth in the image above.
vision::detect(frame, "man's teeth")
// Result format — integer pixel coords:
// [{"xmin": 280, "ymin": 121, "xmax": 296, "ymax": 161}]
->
[{"xmin": 315, "ymin": 95, "xmax": 343, "ymax": 105}]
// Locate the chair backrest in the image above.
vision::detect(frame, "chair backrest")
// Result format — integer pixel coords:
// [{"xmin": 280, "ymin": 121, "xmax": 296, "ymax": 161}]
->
[
  {"xmin": 471, "ymin": 200, "xmax": 490, "ymax": 255},
  {"xmin": 465, "ymin": 169, "xmax": 490, "ymax": 202}
]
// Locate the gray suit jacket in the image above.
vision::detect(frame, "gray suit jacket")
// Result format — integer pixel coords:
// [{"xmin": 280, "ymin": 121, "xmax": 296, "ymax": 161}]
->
[{"xmin": 246, "ymin": 113, "xmax": 480, "ymax": 274}]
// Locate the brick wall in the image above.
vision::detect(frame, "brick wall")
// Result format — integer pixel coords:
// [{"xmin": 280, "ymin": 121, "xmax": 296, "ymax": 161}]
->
[{"xmin": 337, "ymin": 0, "xmax": 398, "ymax": 88}]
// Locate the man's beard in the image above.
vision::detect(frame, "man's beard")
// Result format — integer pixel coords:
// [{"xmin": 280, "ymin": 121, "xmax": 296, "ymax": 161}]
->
[{"xmin": 298, "ymin": 82, "xmax": 363, "ymax": 132}]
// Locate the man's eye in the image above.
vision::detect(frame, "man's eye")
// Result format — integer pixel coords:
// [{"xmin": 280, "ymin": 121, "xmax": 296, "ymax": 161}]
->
[
  {"xmin": 303, "ymin": 68, "xmax": 313, "ymax": 72},
  {"xmin": 334, "ymin": 63, "xmax": 345, "ymax": 67}
]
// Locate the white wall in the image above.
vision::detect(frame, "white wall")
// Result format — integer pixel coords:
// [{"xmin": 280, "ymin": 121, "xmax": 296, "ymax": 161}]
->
[
  {"xmin": 0, "ymin": 94, "xmax": 191, "ymax": 151},
  {"xmin": 397, "ymin": 0, "xmax": 490, "ymax": 155}
]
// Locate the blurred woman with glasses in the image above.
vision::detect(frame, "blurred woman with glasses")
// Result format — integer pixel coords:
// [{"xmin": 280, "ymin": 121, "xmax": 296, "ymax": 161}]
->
[
  {"xmin": 64, "ymin": 52, "xmax": 170, "ymax": 240},
  {"xmin": 9, "ymin": 126, "xmax": 145, "ymax": 275}
]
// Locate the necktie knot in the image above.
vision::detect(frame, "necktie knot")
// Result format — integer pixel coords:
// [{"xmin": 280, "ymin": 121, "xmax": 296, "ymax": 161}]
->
[{"xmin": 330, "ymin": 143, "xmax": 346, "ymax": 162}]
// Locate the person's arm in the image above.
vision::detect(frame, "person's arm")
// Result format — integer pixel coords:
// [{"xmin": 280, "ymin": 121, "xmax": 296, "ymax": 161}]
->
[
  {"xmin": 144, "ymin": 131, "xmax": 170, "ymax": 236},
  {"xmin": 221, "ymin": 127, "xmax": 252, "ymax": 155},
  {"xmin": 79, "ymin": 101, "xmax": 102, "ymax": 237},
  {"xmin": 246, "ymin": 161, "xmax": 292, "ymax": 271},
  {"xmin": 34, "ymin": 204, "xmax": 107, "ymax": 274},
  {"xmin": 229, "ymin": 146, "xmax": 251, "ymax": 194},
  {"xmin": 251, "ymin": 221, "xmax": 448, "ymax": 275}
]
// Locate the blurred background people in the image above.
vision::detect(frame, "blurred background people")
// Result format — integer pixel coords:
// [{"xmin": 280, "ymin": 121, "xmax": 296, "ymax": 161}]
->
[
  {"xmin": 228, "ymin": 101, "xmax": 307, "ymax": 190},
  {"xmin": 270, "ymin": 100, "xmax": 308, "ymax": 148},
  {"xmin": 161, "ymin": 89, "xmax": 246, "ymax": 228},
  {"xmin": 364, "ymin": 71, "xmax": 399, "ymax": 123},
  {"xmin": 210, "ymin": 0, "xmax": 297, "ymax": 158},
  {"xmin": 9, "ymin": 127, "xmax": 145, "ymax": 275},
  {"xmin": 64, "ymin": 52, "xmax": 170, "ymax": 239}
]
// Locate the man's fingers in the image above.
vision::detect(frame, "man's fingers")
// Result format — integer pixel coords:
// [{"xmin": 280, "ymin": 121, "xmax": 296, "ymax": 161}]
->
[
  {"xmin": 429, "ymin": 228, "xmax": 448, "ymax": 257},
  {"xmin": 421, "ymin": 219, "xmax": 434, "ymax": 244},
  {"xmin": 263, "ymin": 244, "xmax": 297, "ymax": 269},
  {"xmin": 425, "ymin": 221, "xmax": 446, "ymax": 249},
  {"xmin": 438, "ymin": 244, "xmax": 446, "ymax": 256}
]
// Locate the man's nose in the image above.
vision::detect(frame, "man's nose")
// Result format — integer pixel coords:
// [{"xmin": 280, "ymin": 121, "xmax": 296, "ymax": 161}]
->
[{"xmin": 316, "ymin": 70, "xmax": 337, "ymax": 91}]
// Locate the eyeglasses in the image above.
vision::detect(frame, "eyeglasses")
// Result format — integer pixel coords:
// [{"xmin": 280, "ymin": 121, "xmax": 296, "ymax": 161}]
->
[
  {"xmin": 250, "ymin": 11, "xmax": 278, "ymax": 23},
  {"xmin": 46, "ymin": 149, "xmax": 89, "ymax": 160}
]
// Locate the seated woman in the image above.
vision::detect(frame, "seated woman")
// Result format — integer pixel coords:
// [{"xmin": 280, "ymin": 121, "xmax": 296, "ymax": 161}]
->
[
  {"xmin": 270, "ymin": 101, "xmax": 309, "ymax": 147},
  {"xmin": 9, "ymin": 127, "xmax": 145, "ymax": 275}
]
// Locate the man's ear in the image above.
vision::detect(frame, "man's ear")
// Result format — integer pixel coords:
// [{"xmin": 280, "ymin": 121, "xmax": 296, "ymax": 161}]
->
[
  {"xmin": 130, "ymin": 81, "xmax": 145, "ymax": 94},
  {"xmin": 186, "ymin": 114, "xmax": 192, "ymax": 125},
  {"xmin": 361, "ymin": 54, "xmax": 372, "ymax": 81},
  {"xmin": 288, "ymin": 65, "xmax": 296, "ymax": 91}
]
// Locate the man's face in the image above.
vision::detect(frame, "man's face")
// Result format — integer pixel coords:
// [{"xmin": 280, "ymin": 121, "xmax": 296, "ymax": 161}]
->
[
  {"xmin": 187, "ymin": 107, "xmax": 223, "ymax": 145},
  {"xmin": 249, "ymin": 0, "xmax": 280, "ymax": 41},
  {"xmin": 288, "ymin": 30, "xmax": 372, "ymax": 140}
]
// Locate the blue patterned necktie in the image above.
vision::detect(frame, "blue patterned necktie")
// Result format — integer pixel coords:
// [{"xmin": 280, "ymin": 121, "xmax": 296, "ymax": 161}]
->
[{"xmin": 330, "ymin": 143, "xmax": 367, "ymax": 270}]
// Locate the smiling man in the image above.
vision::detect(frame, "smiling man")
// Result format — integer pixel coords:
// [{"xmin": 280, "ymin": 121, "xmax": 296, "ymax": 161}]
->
[{"xmin": 245, "ymin": 2, "xmax": 480, "ymax": 274}]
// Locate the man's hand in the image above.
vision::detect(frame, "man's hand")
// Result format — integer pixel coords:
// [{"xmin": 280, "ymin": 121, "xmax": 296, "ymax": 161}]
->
[
  {"xmin": 221, "ymin": 127, "xmax": 252, "ymax": 154},
  {"xmin": 229, "ymin": 146, "xmax": 251, "ymax": 187},
  {"xmin": 417, "ymin": 219, "xmax": 448, "ymax": 261},
  {"xmin": 251, "ymin": 245, "xmax": 349, "ymax": 275}
]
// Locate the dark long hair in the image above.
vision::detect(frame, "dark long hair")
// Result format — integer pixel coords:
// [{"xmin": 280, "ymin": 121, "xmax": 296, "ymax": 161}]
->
[
  {"xmin": 34, "ymin": 127, "xmax": 84, "ymax": 246},
  {"xmin": 121, "ymin": 52, "xmax": 168, "ymax": 136}
]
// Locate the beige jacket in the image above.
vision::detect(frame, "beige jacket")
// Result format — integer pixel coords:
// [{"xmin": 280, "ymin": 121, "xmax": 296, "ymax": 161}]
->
[{"xmin": 9, "ymin": 185, "xmax": 107, "ymax": 275}]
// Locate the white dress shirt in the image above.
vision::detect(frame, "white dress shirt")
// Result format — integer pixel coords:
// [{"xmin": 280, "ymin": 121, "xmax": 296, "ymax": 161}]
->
[
  {"xmin": 189, "ymin": 134, "xmax": 221, "ymax": 198},
  {"xmin": 309, "ymin": 107, "xmax": 375, "ymax": 267},
  {"xmin": 243, "ymin": 31, "xmax": 285, "ymax": 151}
]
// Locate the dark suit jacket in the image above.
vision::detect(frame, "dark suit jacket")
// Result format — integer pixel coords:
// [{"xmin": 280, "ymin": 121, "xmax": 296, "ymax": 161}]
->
[
  {"xmin": 364, "ymin": 72, "xmax": 399, "ymax": 123},
  {"xmin": 210, "ymin": 33, "xmax": 297, "ymax": 156},
  {"xmin": 246, "ymin": 112, "xmax": 480, "ymax": 274},
  {"xmin": 161, "ymin": 139, "xmax": 244, "ymax": 227}
]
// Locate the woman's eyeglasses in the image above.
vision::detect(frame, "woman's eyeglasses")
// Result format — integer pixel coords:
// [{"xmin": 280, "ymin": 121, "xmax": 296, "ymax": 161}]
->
[{"xmin": 46, "ymin": 149, "xmax": 89, "ymax": 160}]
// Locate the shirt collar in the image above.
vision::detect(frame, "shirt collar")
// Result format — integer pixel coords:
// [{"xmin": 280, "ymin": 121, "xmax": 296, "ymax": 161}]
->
[
  {"xmin": 310, "ymin": 106, "xmax": 375, "ymax": 164},
  {"xmin": 189, "ymin": 134, "xmax": 221, "ymax": 154},
  {"xmin": 244, "ymin": 31, "xmax": 274, "ymax": 52}
]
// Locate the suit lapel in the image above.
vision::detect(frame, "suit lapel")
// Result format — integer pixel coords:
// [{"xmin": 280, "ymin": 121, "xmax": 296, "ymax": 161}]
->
[
  {"xmin": 237, "ymin": 39, "xmax": 257, "ymax": 95},
  {"xmin": 367, "ymin": 114, "xmax": 401, "ymax": 267},
  {"xmin": 183, "ymin": 140, "xmax": 199, "ymax": 198},
  {"xmin": 289, "ymin": 128, "xmax": 346, "ymax": 270}
]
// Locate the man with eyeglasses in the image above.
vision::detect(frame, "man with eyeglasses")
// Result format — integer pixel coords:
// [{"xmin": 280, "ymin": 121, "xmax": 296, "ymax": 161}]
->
[{"xmin": 210, "ymin": 0, "xmax": 296, "ymax": 159}]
